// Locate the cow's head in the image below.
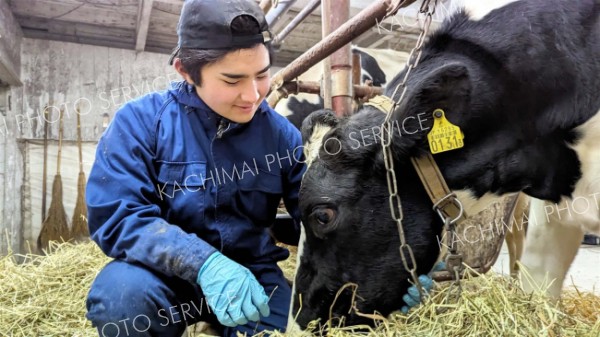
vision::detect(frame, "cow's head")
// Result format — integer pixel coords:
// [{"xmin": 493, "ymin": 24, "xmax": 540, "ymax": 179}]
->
[
  {"xmin": 289, "ymin": 60, "xmax": 504, "ymax": 329},
  {"xmin": 291, "ymin": 110, "xmax": 444, "ymax": 328}
]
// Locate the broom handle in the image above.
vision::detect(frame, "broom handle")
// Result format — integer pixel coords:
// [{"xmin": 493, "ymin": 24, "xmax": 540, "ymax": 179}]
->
[
  {"xmin": 42, "ymin": 105, "xmax": 49, "ymax": 220},
  {"xmin": 56, "ymin": 107, "xmax": 64, "ymax": 175},
  {"xmin": 76, "ymin": 106, "xmax": 83, "ymax": 173}
]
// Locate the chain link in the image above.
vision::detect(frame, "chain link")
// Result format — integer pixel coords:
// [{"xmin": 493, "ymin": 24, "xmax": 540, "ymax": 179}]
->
[
  {"xmin": 381, "ymin": 0, "xmax": 438, "ymax": 304},
  {"xmin": 440, "ymin": 218, "xmax": 463, "ymax": 311}
]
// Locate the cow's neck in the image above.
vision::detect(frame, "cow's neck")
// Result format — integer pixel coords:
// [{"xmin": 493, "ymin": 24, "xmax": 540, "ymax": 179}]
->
[
  {"xmin": 431, "ymin": 67, "xmax": 582, "ymax": 208},
  {"xmin": 408, "ymin": 57, "xmax": 583, "ymax": 209}
]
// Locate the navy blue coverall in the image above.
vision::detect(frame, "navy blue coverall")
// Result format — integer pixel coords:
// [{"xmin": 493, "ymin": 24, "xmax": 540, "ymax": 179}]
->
[{"xmin": 85, "ymin": 81, "xmax": 304, "ymax": 337}]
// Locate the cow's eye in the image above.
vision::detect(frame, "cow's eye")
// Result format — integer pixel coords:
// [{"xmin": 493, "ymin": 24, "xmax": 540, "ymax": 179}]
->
[{"xmin": 312, "ymin": 207, "xmax": 336, "ymax": 225}]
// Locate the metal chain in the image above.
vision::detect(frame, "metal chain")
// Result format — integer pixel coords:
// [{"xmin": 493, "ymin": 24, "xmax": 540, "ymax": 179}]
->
[
  {"xmin": 444, "ymin": 218, "xmax": 463, "ymax": 304},
  {"xmin": 381, "ymin": 0, "xmax": 438, "ymax": 303}
]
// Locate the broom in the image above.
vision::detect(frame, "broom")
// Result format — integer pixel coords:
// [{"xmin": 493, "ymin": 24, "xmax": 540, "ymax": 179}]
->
[
  {"xmin": 70, "ymin": 106, "xmax": 89, "ymax": 241},
  {"xmin": 37, "ymin": 107, "xmax": 72, "ymax": 253}
]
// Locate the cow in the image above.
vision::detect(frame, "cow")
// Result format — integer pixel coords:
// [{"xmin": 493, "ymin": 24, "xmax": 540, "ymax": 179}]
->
[{"xmin": 288, "ymin": 0, "xmax": 600, "ymax": 330}]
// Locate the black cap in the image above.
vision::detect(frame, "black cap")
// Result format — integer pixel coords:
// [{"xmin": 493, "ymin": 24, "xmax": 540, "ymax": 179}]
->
[{"xmin": 168, "ymin": 0, "xmax": 272, "ymax": 65}]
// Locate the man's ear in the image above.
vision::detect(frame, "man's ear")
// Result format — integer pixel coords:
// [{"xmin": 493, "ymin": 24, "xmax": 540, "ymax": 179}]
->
[{"xmin": 173, "ymin": 58, "xmax": 195, "ymax": 85}]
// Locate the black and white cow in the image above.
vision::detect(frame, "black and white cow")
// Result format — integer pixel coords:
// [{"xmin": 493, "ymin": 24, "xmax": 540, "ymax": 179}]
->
[
  {"xmin": 277, "ymin": 46, "xmax": 409, "ymax": 129},
  {"xmin": 289, "ymin": 0, "xmax": 600, "ymax": 330}
]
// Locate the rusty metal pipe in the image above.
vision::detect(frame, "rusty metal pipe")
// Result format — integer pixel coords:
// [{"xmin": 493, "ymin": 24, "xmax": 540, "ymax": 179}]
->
[
  {"xmin": 266, "ymin": 0, "xmax": 299, "ymax": 28},
  {"xmin": 268, "ymin": 0, "xmax": 416, "ymax": 95},
  {"xmin": 328, "ymin": 0, "xmax": 352, "ymax": 116},
  {"xmin": 267, "ymin": 81, "xmax": 382, "ymax": 107},
  {"xmin": 352, "ymin": 52, "xmax": 361, "ymax": 85},
  {"xmin": 260, "ymin": 0, "xmax": 272, "ymax": 13},
  {"xmin": 283, "ymin": 81, "xmax": 382, "ymax": 98},
  {"xmin": 273, "ymin": 0, "xmax": 321, "ymax": 47},
  {"xmin": 321, "ymin": 0, "xmax": 332, "ymax": 109}
]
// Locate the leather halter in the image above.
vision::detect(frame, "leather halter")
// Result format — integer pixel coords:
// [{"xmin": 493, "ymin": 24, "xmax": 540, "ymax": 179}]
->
[{"xmin": 364, "ymin": 95, "xmax": 467, "ymax": 224}]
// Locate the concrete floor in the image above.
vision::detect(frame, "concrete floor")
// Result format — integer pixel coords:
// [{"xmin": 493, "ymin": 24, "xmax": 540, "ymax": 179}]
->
[{"xmin": 492, "ymin": 241, "xmax": 600, "ymax": 294}]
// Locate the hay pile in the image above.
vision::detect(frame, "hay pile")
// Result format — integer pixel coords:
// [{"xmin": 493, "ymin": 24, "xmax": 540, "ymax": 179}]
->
[
  {"xmin": 0, "ymin": 241, "xmax": 110, "ymax": 336},
  {"xmin": 1, "ymin": 242, "xmax": 598, "ymax": 337},
  {"xmin": 275, "ymin": 248, "xmax": 599, "ymax": 337}
]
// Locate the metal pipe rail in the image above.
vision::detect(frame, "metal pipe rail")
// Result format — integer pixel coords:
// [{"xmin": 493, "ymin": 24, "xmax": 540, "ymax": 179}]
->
[{"xmin": 268, "ymin": 0, "xmax": 417, "ymax": 104}]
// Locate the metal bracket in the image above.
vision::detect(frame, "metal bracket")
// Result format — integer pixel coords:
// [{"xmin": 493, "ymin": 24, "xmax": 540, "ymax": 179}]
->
[{"xmin": 432, "ymin": 193, "xmax": 464, "ymax": 224}]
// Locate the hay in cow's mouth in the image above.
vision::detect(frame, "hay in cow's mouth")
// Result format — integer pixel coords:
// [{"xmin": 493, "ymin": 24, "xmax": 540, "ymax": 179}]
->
[{"xmin": 0, "ymin": 241, "xmax": 597, "ymax": 336}]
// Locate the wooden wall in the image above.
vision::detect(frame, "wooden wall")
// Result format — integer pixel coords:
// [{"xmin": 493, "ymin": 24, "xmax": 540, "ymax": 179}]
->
[
  {"xmin": 15, "ymin": 38, "xmax": 178, "ymax": 142},
  {"xmin": 1, "ymin": 38, "xmax": 180, "ymax": 254}
]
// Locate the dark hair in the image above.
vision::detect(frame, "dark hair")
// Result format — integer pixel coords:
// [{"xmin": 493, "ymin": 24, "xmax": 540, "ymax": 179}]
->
[{"xmin": 176, "ymin": 15, "xmax": 275, "ymax": 86}]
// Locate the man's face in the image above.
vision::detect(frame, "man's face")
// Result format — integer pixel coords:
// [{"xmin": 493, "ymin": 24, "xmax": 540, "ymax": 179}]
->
[{"xmin": 195, "ymin": 44, "xmax": 271, "ymax": 123}]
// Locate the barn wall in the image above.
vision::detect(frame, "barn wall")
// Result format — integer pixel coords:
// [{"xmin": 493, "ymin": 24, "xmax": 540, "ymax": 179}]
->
[
  {"xmin": 0, "ymin": 85, "xmax": 23, "ymax": 255},
  {"xmin": 0, "ymin": 0, "xmax": 22, "ymax": 86},
  {"xmin": 0, "ymin": 38, "xmax": 181, "ymax": 254},
  {"xmin": 16, "ymin": 38, "xmax": 179, "ymax": 142}
]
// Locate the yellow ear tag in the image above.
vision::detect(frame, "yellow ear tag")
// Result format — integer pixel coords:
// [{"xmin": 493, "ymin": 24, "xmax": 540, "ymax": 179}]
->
[{"xmin": 427, "ymin": 109, "xmax": 464, "ymax": 154}]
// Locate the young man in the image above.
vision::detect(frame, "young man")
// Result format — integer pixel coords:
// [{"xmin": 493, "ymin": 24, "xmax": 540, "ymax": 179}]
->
[{"xmin": 85, "ymin": 1, "xmax": 304, "ymax": 336}]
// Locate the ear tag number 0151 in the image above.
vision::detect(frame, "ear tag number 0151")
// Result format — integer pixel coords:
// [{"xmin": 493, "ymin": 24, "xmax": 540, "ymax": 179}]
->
[{"xmin": 427, "ymin": 109, "xmax": 464, "ymax": 154}]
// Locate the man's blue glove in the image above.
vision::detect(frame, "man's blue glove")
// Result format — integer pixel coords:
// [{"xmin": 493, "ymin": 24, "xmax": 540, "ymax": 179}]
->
[
  {"xmin": 400, "ymin": 261, "xmax": 446, "ymax": 314},
  {"xmin": 197, "ymin": 252, "xmax": 270, "ymax": 327}
]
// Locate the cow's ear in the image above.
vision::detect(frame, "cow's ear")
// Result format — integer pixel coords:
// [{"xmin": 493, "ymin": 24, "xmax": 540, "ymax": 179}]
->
[
  {"xmin": 414, "ymin": 62, "xmax": 470, "ymax": 102},
  {"xmin": 300, "ymin": 109, "xmax": 339, "ymax": 143}
]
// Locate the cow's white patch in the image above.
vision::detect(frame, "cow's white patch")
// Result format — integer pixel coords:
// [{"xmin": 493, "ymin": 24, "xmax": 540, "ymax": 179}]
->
[
  {"xmin": 520, "ymin": 198, "xmax": 584, "ymax": 298},
  {"xmin": 304, "ymin": 124, "xmax": 333, "ymax": 168},
  {"xmin": 456, "ymin": 0, "xmax": 520, "ymax": 21},
  {"xmin": 352, "ymin": 46, "xmax": 409, "ymax": 88},
  {"xmin": 560, "ymin": 109, "xmax": 600, "ymax": 234},
  {"xmin": 520, "ymin": 109, "xmax": 600, "ymax": 298},
  {"xmin": 287, "ymin": 224, "xmax": 306, "ymax": 333},
  {"xmin": 453, "ymin": 189, "xmax": 505, "ymax": 217},
  {"xmin": 276, "ymin": 95, "xmax": 321, "ymax": 118}
]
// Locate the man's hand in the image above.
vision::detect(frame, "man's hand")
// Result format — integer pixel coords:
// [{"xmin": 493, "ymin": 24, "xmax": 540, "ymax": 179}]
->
[
  {"xmin": 197, "ymin": 252, "xmax": 270, "ymax": 327},
  {"xmin": 400, "ymin": 261, "xmax": 446, "ymax": 314}
]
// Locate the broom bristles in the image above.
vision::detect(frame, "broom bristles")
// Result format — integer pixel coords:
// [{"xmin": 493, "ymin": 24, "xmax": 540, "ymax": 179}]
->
[
  {"xmin": 71, "ymin": 171, "xmax": 89, "ymax": 242},
  {"xmin": 37, "ymin": 174, "xmax": 72, "ymax": 253}
]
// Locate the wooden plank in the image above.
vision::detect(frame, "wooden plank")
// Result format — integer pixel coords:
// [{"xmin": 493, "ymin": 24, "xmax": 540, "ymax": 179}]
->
[
  {"xmin": 0, "ymin": 0, "xmax": 23, "ymax": 85},
  {"xmin": 10, "ymin": 0, "xmax": 137, "ymax": 30},
  {"xmin": 74, "ymin": 43, "xmax": 97, "ymax": 142},
  {"xmin": 19, "ymin": 39, "xmax": 48, "ymax": 140},
  {"xmin": 152, "ymin": 0, "xmax": 181, "ymax": 15},
  {"xmin": 22, "ymin": 29, "xmax": 134, "ymax": 50},
  {"xmin": 146, "ymin": 32, "xmax": 177, "ymax": 44},
  {"xmin": 15, "ymin": 16, "xmax": 135, "ymax": 40},
  {"xmin": 153, "ymin": 0, "xmax": 183, "ymax": 6},
  {"xmin": 91, "ymin": 43, "xmax": 111, "ymax": 140},
  {"xmin": 21, "ymin": 16, "xmax": 133, "ymax": 39},
  {"xmin": 145, "ymin": 45, "xmax": 175, "ymax": 55},
  {"xmin": 135, "ymin": 0, "xmax": 154, "ymax": 51},
  {"xmin": 148, "ymin": 10, "xmax": 178, "ymax": 32}
]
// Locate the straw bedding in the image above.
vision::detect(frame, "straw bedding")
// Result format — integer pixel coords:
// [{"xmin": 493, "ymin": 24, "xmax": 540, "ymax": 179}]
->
[
  {"xmin": 0, "ymin": 241, "xmax": 110, "ymax": 336},
  {"xmin": 0, "ymin": 241, "xmax": 598, "ymax": 337}
]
